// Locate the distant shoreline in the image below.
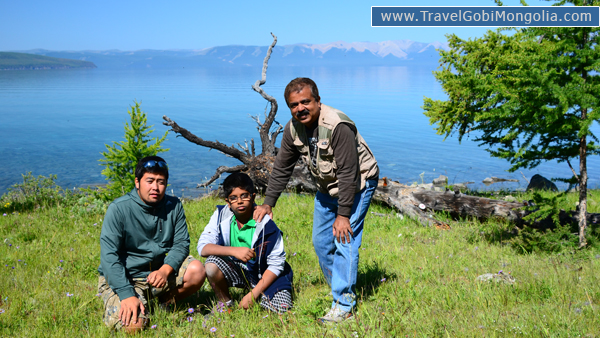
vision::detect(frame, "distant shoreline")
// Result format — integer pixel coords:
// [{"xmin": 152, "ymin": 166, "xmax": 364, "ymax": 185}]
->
[{"xmin": 0, "ymin": 52, "xmax": 97, "ymax": 71}]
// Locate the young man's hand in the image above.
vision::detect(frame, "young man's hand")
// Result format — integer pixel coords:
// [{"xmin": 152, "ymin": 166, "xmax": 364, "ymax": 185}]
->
[
  {"xmin": 119, "ymin": 296, "xmax": 145, "ymax": 327},
  {"xmin": 239, "ymin": 291, "xmax": 257, "ymax": 310},
  {"xmin": 253, "ymin": 204, "xmax": 273, "ymax": 222},
  {"xmin": 231, "ymin": 247, "xmax": 255, "ymax": 263},
  {"xmin": 147, "ymin": 265, "xmax": 174, "ymax": 288}
]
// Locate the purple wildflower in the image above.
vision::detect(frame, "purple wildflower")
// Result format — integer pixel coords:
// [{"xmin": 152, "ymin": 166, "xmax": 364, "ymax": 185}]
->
[
  {"xmin": 93, "ymin": 223, "xmax": 97, "ymax": 226},
  {"xmin": 3, "ymin": 213, "xmax": 6, "ymax": 216},
  {"xmin": 66, "ymin": 292, "xmax": 73, "ymax": 297},
  {"xmin": 0, "ymin": 309, "xmax": 5, "ymax": 314},
  {"xmin": 498, "ymin": 270, "xmax": 503, "ymax": 274},
  {"xmin": 210, "ymin": 327, "xmax": 217, "ymax": 333},
  {"xmin": 8, "ymin": 244, "xmax": 11, "ymax": 247},
  {"xmin": 96, "ymin": 293, "xmax": 101, "ymax": 297},
  {"xmin": 11, "ymin": 267, "xmax": 14, "ymax": 269},
  {"xmin": 59, "ymin": 260, "xmax": 63, "ymax": 263},
  {"xmin": 188, "ymin": 307, "xmax": 194, "ymax": 314},
  {"xmin": 292, "ymin": 252, "xmax": 297, "ymax": 256},
  {"xmin": 16, "ymin": 246, "xmax": 19, "ymax": 249},
  {"xmin": 151, "ymin": 324, "xmax": 157, "ymax": 329},
  {"xmin": 381, "ymin": 278, "xmax": 386, "ymax": 282},
  {"xmin": 187, "ymin": 317, "xmax": 193, "ymax": 322},
  {"xmin": 263, "ymin": 315, "xmax": 269, "ymax": 319}
]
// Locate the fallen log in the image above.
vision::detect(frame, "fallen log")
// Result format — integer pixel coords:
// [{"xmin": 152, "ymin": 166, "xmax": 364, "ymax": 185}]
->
[{"xmin": 374, "ymin": 177, "xmax": 600, "ymax": 229}]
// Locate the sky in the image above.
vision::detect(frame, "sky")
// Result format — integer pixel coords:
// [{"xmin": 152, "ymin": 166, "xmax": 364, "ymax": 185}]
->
[{"xmin": 1, "ymin": 0, "xmax": 564, "ymax": 51}]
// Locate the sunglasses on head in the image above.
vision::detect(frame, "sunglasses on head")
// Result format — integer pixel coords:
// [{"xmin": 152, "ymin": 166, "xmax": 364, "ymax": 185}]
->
[{"xmin": 143, "ymin": 160, "xmax": 168, "ymax": 171}]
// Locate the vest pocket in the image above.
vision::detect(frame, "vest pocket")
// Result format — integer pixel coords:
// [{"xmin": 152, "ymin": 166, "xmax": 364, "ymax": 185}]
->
[{"xmin": 318, "ymin": 160, "xmax": 334, "ymax": 176}]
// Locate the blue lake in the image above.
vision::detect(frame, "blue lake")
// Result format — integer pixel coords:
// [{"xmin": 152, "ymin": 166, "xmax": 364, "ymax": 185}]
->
[{"xmin": 1, "ymin": 65, "xmax": 599, "ymax": 197}]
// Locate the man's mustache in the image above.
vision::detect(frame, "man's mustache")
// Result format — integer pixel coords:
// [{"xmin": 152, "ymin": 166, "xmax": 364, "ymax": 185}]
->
[{"xmin": 295, "ymin": 109, "xmax": 309, "ymax": 117}]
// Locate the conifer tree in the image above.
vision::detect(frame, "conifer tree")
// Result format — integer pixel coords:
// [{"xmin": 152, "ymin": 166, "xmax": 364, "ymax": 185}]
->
[
  {"xmin": 100, "ymin": 101, "xmax": 168, "ymax": 199},
  {"xmin": 423, "ymin": 0, "xmax": 599, "ymax": 247}
]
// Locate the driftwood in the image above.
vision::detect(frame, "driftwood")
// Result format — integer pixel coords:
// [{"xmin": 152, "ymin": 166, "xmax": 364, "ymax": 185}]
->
[
  {"xmin": 162, "ymin": 33, "xmax": 316, "ymax": 192},
  {"xmin": 374, "ymin": 177, "xmax": 600, "ymax": 229}
]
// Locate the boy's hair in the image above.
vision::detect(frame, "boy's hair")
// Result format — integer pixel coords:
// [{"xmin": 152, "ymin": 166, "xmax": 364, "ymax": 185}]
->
[
  {"xmin": 284, "ymin": 77, "xmax": 320, "ymax": 107},
  {"xmin": 135, "ymin": 155, "xmax": 169, "ymax": 181},
  {"xmin": 222, "ymin": 172, "xmax": 255, "ymax": 198}
]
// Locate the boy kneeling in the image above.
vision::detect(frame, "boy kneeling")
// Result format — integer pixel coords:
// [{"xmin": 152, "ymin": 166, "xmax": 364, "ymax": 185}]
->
[{"xmin": 197, "ymin": 173, "xmax": 293, "ymax": 313}]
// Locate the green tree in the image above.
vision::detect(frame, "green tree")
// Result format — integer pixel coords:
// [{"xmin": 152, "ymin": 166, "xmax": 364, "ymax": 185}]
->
[
  {"xmin": 423, "ymin": 0, "xmax": 599, "ymax": 247},
  {"xmin": 99, "ymin": 101, "xmax": 168, "ymax": 199}
]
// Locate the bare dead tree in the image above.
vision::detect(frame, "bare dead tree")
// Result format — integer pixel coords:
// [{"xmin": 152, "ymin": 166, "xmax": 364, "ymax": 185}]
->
[{"xmin": 162, "ymin": 33, "xmax": 316, "ymax": 192}]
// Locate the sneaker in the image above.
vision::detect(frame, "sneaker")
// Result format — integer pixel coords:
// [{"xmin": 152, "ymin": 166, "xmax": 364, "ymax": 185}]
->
[{"xmin": 318, "ymin": 307, "xmax": 353, "ymax": 324}]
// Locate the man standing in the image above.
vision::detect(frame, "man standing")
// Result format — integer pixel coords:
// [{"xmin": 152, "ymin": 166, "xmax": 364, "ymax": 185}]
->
[
  {"xmin": 98, "ymin": 156, "xmax": 206, "ymax": 332},
  {"xmin": 254, "ymin": 78, "xmax": 379, "ymax": 323}
]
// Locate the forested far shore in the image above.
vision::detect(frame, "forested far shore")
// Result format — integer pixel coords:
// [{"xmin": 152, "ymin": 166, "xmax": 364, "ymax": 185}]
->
[{"xmin": 0, "ymin": 52, "xmax": 97, "ymax": 70}]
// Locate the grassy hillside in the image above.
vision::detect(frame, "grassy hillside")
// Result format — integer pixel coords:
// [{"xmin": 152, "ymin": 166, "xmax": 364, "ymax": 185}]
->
[
  {"xmin": 1, "ymin": 190, "xmax": 599, "ymax": 336},
  {"xmin": 0, "ymin": 52, "xmax": 96, "ymax": 70}
]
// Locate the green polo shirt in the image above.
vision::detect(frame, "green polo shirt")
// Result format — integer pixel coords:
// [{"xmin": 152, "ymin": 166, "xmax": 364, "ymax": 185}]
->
[{"xmin": 230, "ymin": 216, "xmax": 256, "ymax": 248}]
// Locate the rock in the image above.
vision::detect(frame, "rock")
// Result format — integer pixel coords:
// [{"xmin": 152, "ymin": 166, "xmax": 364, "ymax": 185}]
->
[
  {"xmin": 490, "ymin": 177, "xmax": 519, "ymax": 183},
  {"xmin": 418, "ymin": 183, "xmax": 434, "ymax": 190},
  {"xmin": 476, "ymin": 271, "xmax": 516, "ymax": 285},
  {"xmin": 483, "ymin": 177, "xmax": 518, "ymax": 185},
  {"xmin": 453, "ymin": 183, "xmax": 467, "ymax": 191},
  {"xmin": 504, "ymin": 195, "xmax": 517, "ymax": 202},
  {"xmin": 432, "ymin": 175, "xmax": 448, "ymax": 187},
  {"xmin": 527, "ymin": 174, "xmax": 558, "ymax": 191}
]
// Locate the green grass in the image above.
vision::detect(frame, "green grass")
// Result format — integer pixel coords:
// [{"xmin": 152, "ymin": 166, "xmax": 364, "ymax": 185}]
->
[
  {"xmin": 1, "ymin": 191, "xmax": 600, "ymax": 337},
  {"xmin": 0, "ymin": 52, "xmax": 96, "ymax": 70}
]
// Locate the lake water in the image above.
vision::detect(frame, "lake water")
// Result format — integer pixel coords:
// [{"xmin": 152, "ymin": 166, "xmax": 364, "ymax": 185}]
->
[{"xmin": 1, "ymin": 65, "xmax": 599, "ymax": 198}]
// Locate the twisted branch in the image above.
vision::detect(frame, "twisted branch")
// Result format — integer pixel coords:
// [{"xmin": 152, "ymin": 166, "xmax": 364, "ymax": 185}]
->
[
  {"xmin": 163, "ymin": 115, "xmax": 250, "ymax": 163},
  {"xmin": 251, "ymin": 33, "xmax": 280, "ymax": 155},
  {"xmin": 197, "ymin": 164, "xmax": 248, "ymax": 188}
]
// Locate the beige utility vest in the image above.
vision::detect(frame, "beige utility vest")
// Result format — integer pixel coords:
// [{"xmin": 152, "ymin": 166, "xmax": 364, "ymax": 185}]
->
[{"xmin": 289, "ymin": 104, "xmax": 379, "ymax": 197}]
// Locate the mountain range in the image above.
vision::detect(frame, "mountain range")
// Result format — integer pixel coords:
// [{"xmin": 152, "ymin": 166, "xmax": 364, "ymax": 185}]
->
[{"xmin": 15, "ymin": 40, "xmax": 449, "ymax": 69}]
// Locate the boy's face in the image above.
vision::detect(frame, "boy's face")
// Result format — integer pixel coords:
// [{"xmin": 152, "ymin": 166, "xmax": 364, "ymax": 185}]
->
[{"xmin": 226, "ymin": 187, "xmax": 255, "ymax": 218}]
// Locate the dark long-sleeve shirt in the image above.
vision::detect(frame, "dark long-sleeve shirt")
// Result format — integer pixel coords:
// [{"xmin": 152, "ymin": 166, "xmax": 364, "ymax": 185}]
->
[
  {"xmin": 98, "ymin": 189, "xmax": 190, "ymax": 301},
  {"xmin": 264, "ymin": 120, "xmax": 359, "ymax": 217}
]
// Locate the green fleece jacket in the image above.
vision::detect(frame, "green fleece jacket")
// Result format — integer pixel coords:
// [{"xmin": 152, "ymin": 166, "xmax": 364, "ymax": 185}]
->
[{"xmin": 98, "ymin": 188, "xmax": 190, "ymax": 301}]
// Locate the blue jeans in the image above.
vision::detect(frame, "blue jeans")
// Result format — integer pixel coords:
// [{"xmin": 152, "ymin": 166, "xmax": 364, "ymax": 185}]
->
[{"xmin": 312, "ymin": 179, "xmax": 378, "ymax": 312}]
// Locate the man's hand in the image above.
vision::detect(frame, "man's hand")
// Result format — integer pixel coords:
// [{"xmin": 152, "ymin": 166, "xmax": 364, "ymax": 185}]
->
[
  {"xmin": 119, "ymin": 296, "xmax": 145, "ymax": 327},
  {"xmin": 332, "ymin": 215, "xmax": 353, "ymax": 244},
  {"xmin": 147, "ymin": 266, "xmax": 172, "ymax": 288},
  {"xmin": 239, "ymin": 291, "xmax": 257, "ymax": 310},
  {"xmin": 231, "ymin": 247, "xmax": 256, "ymax": 263},
  {"xmin": 253, "ymin": 204, "xmax": 273, "ymax": 222}
]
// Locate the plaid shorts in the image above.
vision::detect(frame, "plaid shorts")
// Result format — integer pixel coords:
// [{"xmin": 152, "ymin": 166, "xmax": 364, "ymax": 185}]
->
[
  {"xmin": 205, "ymin": 255, "xmax": 292, "ymax": 314},
  {"xmin": 98, "ymin": 255, "xmax": 196, "ymax": 330}
]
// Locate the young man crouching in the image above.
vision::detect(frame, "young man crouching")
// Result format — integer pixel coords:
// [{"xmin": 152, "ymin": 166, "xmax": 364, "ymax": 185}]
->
[{"xmin": 98, "ymin": 156, "xmax": 206, "ymax": 333}]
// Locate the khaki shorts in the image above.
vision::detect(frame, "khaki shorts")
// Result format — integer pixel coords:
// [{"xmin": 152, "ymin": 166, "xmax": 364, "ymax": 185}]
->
[{"xmin": 98, "ymin": 256, "xmax": 196, "ymax": 330}]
